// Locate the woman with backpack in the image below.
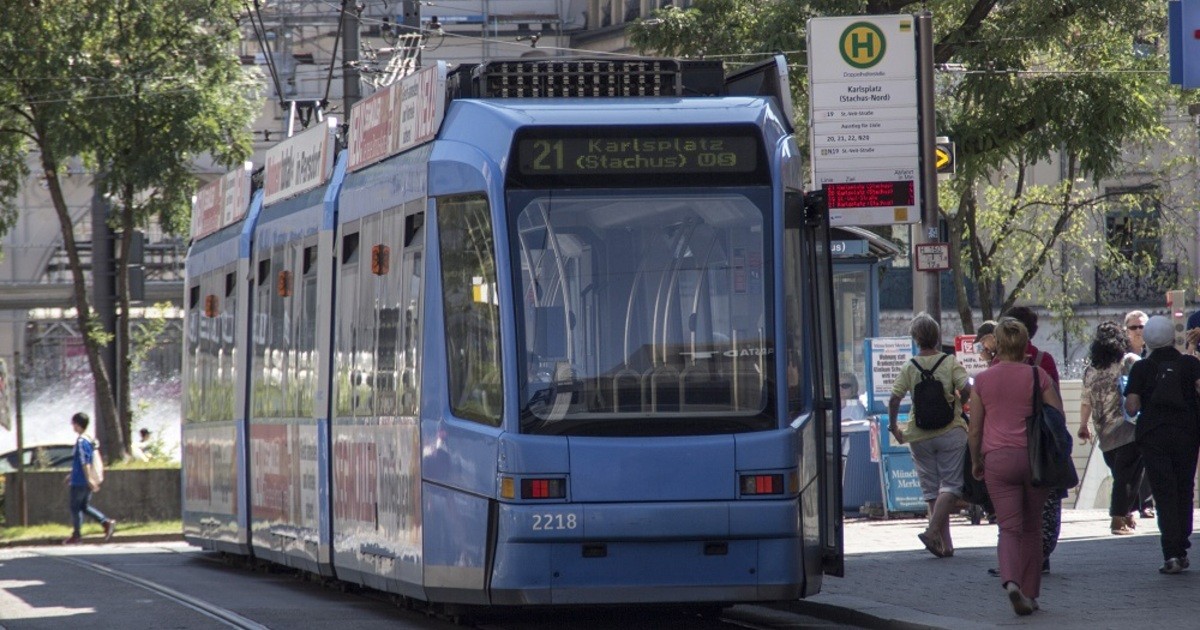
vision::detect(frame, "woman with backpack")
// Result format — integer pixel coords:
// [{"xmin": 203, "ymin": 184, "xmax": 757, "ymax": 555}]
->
[
  {"xmin": 1077, "ymin": 321, "xmax": 1143, "ymax": 535},
  {"xmin": 888, "ymin": 313, "xmax": 971, "ymax": 559}
]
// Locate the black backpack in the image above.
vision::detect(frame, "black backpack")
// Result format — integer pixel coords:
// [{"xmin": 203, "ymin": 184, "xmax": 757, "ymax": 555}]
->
[
  {"xmin": 910, "ymin": 354, "xmax": 954, "ymax": 430},
  {"xmin": 1149, "ymin": 360, "xmax": 1191, "ymax": 413}
]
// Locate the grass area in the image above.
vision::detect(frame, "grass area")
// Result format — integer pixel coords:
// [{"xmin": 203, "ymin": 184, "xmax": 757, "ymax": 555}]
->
[{"xmin": 0, "ymin": 520, "xmax": 181, "ymax": 542}]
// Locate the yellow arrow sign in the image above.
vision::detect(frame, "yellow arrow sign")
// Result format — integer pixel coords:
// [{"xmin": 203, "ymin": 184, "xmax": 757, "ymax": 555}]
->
[{"xmin": 935, "ymin": 147, "xmax": 951, "ymax": 169}]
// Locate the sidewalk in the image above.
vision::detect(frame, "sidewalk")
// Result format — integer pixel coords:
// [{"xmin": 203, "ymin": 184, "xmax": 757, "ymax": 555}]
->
[{"xmin": 783, "ymin": 508, "xmax": 1195, "ymax": 628}]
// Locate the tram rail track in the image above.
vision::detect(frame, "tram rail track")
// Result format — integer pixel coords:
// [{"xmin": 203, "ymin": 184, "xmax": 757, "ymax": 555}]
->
[{"xmin": 40, "ymin": 551, "xmax": 270, "ymax": 630}]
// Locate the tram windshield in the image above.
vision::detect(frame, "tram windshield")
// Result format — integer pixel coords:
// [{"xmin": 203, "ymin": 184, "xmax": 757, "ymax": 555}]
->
[{"xmin": 509, "ymin": 188, "xmax": 776, "ymax": 435}]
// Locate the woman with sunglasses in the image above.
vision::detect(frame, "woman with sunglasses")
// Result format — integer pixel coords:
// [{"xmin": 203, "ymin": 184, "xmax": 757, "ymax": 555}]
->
[
  {"xmin": 1125, "ymin": 310, "xmax": 1148, "ymax": 358},
  {"xmin": 1124, "ymin": 309, "xmax": 1156, "ymax": 520}
]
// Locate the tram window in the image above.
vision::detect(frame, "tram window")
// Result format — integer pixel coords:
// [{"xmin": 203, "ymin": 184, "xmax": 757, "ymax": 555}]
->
[
  {"xmin": 335, "ymin": 226, "xmax": 361, "ymax": 418},
  {"xmin": 438, "ymin": 194, "xmax": 503, "ymax": 426},
  {"xmin": 783, "ymin": 192, "xmax": 806, "ymax": 418},
  {"xmin": 510, "ymin": 190, "xmax": 775, "ymax": 435},
  {"xmin": 257, "ymin": 259, "xmax": 270, "ymax": 285},
  {"xmin": 404, "ymin": 213, "xmax": 424, "ymax": 247},
  {"xmin": 225, "ymin": 272, "xmax": 236, "ymax": 296},
  {"xmin": 342, "ymin": 232, "xmax": 360, "ymax": 265},
  {"xmin": 189, "ymin": 285, "xmax": 200, "ymax": 308},
  {"xmin": 298, "ymin": 246, "xmax": 318, "ymax": 417},
  {"xmin": 303, "ymin": 246, "xmax": 317, "ymax": 275}
]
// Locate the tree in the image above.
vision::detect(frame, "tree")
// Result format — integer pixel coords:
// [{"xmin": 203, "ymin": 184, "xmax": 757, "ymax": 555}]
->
[
  {"xmin": 0, "ymin": 0, "xmax": 259, "ymax": 460},
  {"xmin": 630, "ymin": 1, "xmax": 1195, "ymax": 335}
]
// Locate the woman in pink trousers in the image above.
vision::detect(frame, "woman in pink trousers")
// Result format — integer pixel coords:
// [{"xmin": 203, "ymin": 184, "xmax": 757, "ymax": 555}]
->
[{"xmin": 968, "ymin": 317, "xmax": 1064, "ymax": 616}]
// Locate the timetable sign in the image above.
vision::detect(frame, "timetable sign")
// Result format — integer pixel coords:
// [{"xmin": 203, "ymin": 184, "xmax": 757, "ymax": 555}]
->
[{"xmin": 807, "ymin": 15, "xmax": 920, "ymax": 226}]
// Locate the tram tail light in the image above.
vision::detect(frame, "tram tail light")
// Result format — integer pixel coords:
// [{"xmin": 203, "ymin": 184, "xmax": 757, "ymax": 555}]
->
[
  {"xmin": 740, "ymin": 473, "xmax": 784, "ymax": 496},
  {"xmin": 276, "ymin": 270, "xmax": 292, "ymax": 297},
  {"xmin": 371, "ymin": 244, "xmax": 390, "ymax": 275},
  {"xmin": 520, "ymin": 478, "xmax": 566, "ymax": 500}
]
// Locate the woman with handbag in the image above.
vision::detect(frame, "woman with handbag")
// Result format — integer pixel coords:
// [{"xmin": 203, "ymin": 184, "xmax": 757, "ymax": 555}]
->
[
  {"xmin": 1077, "ymin": 321, "xmax": 1143, "ymax": 535},
  {"xmin": 1123, "ymin": 315, "xmax": 1200, "ymax": 575},
  {"xmin": 968, "ymin": 317, "xmax": 1064, "ymax": 616}
]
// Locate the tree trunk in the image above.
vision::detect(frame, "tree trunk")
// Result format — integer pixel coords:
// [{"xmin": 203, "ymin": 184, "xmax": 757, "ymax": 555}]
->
[
  {"xmin": 115, "ymin": 184, "xmax": 136, "ymax": 461},
  {"xmin": 35, "ymin": 137, "xmax": 120, "ymax": 449},
  {"xmin": 949, "ymin": 208, "xmax": 974, "ymax": 334}
]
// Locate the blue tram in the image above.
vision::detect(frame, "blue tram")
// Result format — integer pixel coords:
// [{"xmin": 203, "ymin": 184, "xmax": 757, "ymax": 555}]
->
[{"xmin": 183, "ymin": 57, "xmax": 844, "ymax": 606}]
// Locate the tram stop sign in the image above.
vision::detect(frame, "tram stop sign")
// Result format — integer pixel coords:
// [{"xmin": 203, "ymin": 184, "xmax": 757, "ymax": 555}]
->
[{"xmin": 935, "ymin": 136, "xmax": 955, "ymax": 180}]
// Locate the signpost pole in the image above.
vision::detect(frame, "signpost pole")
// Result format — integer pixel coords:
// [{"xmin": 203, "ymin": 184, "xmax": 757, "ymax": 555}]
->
[
  {"xmin": 914, "ymin": 11, "xmax": 940, "ymax": 324},
  {"xmin": 14, "ymin": 351, "xmax": 26, "ymax": 526}
]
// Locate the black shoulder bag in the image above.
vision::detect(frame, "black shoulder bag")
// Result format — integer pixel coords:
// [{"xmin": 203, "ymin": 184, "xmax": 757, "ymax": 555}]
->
[{"xmin": 1027, "ymin": 367, "xmax": 1078, "ymax": 489}]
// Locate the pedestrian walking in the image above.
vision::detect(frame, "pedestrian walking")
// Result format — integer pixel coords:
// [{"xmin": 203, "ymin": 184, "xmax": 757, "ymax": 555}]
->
[
  {"xmin": 1005, "ymin": 306, "xmax": 1063, "ymax": 574},
  {"xmin": 63, "ymin": 412, "xmax": 116, "ymax": 545},
  {"xmin": 1077, "ymin": 321, "xmax": 1143, "ymax": 534},
  {"xmin": 964, "ymin": 320, "xmax": 999, "ymax": 524},
  {"xmin": 1125, "ymin": 310, "xmax": 1149, "ymax": 358},
  {"xmin": 1124, "ymin": 315, "xmax": 1200, "ymax": 574},
  {"xmin": 1125, "ymin": 309, "xmax": 1156, "ymax": 518},
  {"xmin": 887, "ymin": 313, "xmax": 971, "ymax": 558},
  {"xmin": 969, "ymin": 317, "xmax": 1064, "ymax": 615}
]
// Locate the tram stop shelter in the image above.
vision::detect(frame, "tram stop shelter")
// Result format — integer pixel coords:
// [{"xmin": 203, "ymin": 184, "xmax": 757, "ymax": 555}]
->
[{"xmin": 830, "ymin": 226, "xmax": 901, "ymax": 516}]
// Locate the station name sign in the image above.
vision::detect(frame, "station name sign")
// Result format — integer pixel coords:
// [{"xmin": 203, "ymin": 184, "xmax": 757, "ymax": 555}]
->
[{"xmin": 516, "ymin": 135, "xmax": 759, "ymax": 176}]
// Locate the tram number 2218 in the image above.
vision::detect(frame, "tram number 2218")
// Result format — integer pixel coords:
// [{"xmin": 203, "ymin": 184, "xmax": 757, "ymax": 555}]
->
[{"xmin": 532, "ymin": 512, "xmax": 578, "ymax": 531}]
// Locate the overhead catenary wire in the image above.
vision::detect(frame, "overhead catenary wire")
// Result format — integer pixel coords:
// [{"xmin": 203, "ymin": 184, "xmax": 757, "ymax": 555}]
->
[
  {"xmin": 322, "ymin": 0, "xmax": 350, "ymax": 107},
  {"xmin": 245, "ymin": 0, "xmax": 287, "ymax": 106}
]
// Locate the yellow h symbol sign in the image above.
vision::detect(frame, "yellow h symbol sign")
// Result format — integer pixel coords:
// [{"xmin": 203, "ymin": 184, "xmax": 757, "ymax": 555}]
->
[
  {"xmin": 850, "ymin": 31, "xmax": 876, "ymax": 59},
  {"xmin": 839, "ymin": 22, "xmax": 887, "ymax": 69}
]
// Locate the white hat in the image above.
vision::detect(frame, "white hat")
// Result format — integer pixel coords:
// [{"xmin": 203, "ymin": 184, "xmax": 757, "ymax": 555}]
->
[{"xmin": 1143, "ymin": 315, "xmax": 1175, "ymax": 350}]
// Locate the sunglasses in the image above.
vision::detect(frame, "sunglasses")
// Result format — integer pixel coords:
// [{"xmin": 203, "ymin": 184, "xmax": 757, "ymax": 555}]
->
[
  {"xmin": 839, "ymin": 384, "xmax": 853, "ymax": 390},
  {"xmin": 1127, "ymin": 325, "xmax": 1144, "ymax": 331}
]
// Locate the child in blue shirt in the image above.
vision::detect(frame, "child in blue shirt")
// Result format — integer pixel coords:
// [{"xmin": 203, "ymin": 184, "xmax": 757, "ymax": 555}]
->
[{"xmin": 64, "ymin": 412, "xmax": 115, "ymax": 544}]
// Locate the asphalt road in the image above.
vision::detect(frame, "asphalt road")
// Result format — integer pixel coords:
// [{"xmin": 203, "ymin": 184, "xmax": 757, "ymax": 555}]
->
[{"xmin": 0, "ymin": 543, "xmax": 852, "ymax": 630}]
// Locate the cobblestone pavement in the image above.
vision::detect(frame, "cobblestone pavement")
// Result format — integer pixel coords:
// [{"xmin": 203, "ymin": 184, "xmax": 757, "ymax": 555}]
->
[{"xmin": 784, "ymin": 508, "xmax": 1199, "ymax": 628}]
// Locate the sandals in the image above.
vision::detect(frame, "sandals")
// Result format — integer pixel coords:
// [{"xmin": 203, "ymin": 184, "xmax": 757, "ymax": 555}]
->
[
  {"xmin": 918, "ymin": 531, "xmax": 950, "ymax": 558},
  {"xmin": 1005, "ymin": 582, "xmax": 1035, "ymax": 616}
]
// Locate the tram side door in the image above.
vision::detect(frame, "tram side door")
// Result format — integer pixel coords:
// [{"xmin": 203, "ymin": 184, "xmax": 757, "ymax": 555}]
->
[{"xmin": 801, "ymin": 190, "xmax": 844, "ymax": 577}]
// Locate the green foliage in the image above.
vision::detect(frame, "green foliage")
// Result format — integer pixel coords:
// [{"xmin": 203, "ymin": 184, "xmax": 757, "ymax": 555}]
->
[
  {"xmin": 0, "ymin": 519, "xmax": 182, "ymax": 542},
  {"xmin": 79, "ymin": 0, "xmax": 262, "ymax": 232},
  {"xmin": 628, "ymin": 0, "xmax": 761, "ymax": 59},
  {"xmin": 129, "ymin": 303, "xmax": 173, "ymax": 369},
  {"xmin": 0, "ymin": 0, "xmax": 261, "ymax": 458},
  {"xmin": 628, "ymin": 0, "xmax": 1197, "ymax": 332}
]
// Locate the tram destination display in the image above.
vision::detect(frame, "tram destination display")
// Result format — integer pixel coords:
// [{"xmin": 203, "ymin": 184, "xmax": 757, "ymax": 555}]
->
[
  {"xmin": 824, "ymin": 180, "xmax": 914, "ymax": 210},
  {"xmin": 517, "ymin": 134, "xmax": 759, "ymax": 176}
]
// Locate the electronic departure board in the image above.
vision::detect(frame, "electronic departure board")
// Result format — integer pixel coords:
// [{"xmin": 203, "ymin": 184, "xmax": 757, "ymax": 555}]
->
[
  {"xmin": 516, "ymin": 135, "xmax": 759, "ymax": 176},
  {"xmin": 824, "ymin": 180, "xmax": 914, "ymax": 209}
]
